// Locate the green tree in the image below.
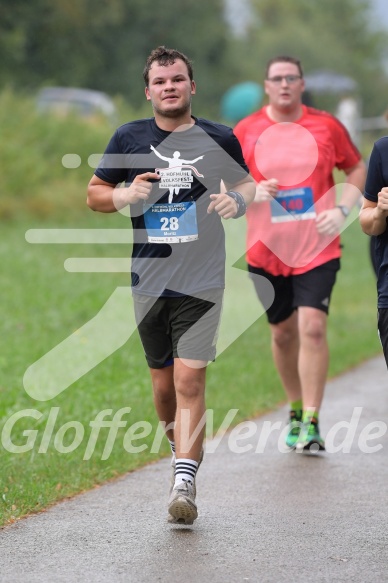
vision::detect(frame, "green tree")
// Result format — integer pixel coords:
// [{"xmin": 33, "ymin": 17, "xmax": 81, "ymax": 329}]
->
[
  {"xmin": 236, "ymin": 0, "xmax": 388, "ymax": 117},
  {"xmin": 2, "ymin": 0, "xmax": 387, "ymax": 120},
  {"xmin": 0, "ymin": 0, "xmax": 237, "ymax": 118}
]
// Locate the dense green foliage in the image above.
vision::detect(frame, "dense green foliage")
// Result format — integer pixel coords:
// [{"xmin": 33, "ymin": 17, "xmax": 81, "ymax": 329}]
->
[
  {"xmin": 0, "ymin": 90, "xmax": 139, "ymax": 219},
  {"xmin": 0, "ymin": 0, "xmax": 236, "ymax": 117},
  {"xmin": 0, "ymin": 0, "xmax": 387, "ymax": 118},
  {"xmin": 245, "ymin": 0, "xmax": 388, "ymax": 116}
]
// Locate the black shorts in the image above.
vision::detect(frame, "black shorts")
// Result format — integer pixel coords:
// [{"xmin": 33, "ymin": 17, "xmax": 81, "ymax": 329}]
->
[
  {"xmin": 248, "ymin": 259, "xmax": 340, "ymax": 324},
  {"xmin": 378, "ymin": 309, "xmax": 388, "ymax": 369},
  {"xmin": 133, "ymin": 289, "xmax": 224, "ymax": 368}
]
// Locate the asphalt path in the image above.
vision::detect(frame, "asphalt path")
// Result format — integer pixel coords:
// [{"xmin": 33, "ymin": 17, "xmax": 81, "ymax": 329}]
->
[{"xmin": 1, "ymin": 356, "xmax": 387, "ymax": 583}]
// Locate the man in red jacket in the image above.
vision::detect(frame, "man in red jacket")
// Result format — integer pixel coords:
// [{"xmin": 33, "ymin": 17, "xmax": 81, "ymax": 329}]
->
[{"xmin": 234, "ymin": 56, "xmax": 366, "ymax": 452}]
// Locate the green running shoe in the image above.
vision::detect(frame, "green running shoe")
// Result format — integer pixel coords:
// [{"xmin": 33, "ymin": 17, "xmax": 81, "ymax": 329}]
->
[
  {"xmin": 285, "ymin": 410, "xmax": 303, "ymax": 448},
  {"xmin": 295, "ymin": 417, "xmax": 325, "ymax": 453}
]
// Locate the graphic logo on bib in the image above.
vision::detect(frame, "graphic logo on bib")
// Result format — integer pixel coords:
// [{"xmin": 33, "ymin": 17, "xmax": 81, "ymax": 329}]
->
[{"xmin": 150, "ymin": 145, "xmax": 204, "ymax": 203}]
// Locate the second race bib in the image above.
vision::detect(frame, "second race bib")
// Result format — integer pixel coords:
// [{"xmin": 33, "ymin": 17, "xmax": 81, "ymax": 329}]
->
[{"xmin": 270, "ymin": 187, "xmax": 316, "ymax": 223}]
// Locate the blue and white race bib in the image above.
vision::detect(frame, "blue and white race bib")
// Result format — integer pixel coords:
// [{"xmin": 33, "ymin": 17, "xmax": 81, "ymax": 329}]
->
[
  {"xmin": 143, "ymin": 202, "xmax": 198, "ymax": 243},
  {"xmin": 270, "ymin": 187, "xmax": 316, "ymax": 223}
]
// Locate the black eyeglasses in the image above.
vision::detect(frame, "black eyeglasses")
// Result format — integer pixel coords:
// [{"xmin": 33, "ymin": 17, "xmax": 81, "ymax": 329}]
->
[{"xmin": 266, "ymin": 75, "xmax": 302, "ymax": 84}]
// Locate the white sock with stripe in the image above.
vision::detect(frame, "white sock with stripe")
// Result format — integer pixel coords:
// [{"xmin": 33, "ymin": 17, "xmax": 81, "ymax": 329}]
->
[{"xmin": 174, "ymin": 458, "xmax": 199, "ymax": 487}]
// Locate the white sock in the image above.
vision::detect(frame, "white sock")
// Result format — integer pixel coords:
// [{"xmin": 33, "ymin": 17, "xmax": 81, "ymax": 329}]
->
[{"xmin": 174, "ymin": 458, "xmax": 199, "ymax": 487}]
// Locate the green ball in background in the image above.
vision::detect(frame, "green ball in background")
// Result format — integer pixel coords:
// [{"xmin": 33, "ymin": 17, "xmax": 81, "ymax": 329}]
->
[{"xmin": 221, "ymin": 82, "xmax": 263, "ymax": 123}]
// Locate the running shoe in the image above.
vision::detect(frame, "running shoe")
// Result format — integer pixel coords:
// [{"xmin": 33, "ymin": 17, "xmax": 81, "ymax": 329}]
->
[
  {"xmin": 168, "ymin": 479, "xmax": 198, "ymax": 525},
  {"xmin": 295, "ymin": 416, "xmax": 325, "ymax": 453},
  {"xmin": 285, "ymin": 409, "xmax": 303, "ymax": 448}
]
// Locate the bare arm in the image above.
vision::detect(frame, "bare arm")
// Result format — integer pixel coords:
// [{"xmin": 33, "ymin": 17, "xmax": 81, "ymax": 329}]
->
[
  {"xmin": 359, "ymin": 188, "xmax": 388, "ymax": 236},
  {"xmin": 207, "ymin": 176, "xmax": 255, "ymax": 219},
  {"xmin": 338, "ymin": 158, "xmax": 367, "ymax": 209},
  {"xmin": 87, "ymin": 173, "xmax": 160, "ymax": 213},
  {"xmin": 253, "ymin": 178, "xmax": 279, "ymax": 203},
  {"xmin": 225, "ymin": 176, "xmax": 256, "ymax": 207},
  {"xmin": 316, "ymin": 158, "xmax": 367, "ymax": 235}
]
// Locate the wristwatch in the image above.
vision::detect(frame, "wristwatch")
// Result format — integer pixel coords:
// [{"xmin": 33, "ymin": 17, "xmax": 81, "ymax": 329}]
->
[{"xmin": 336, "ymin": 205, "xmax": 350, "ymax": 218}]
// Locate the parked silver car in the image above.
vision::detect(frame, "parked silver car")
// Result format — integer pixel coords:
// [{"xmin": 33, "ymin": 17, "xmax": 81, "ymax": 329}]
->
[{"xmin": 36, "ymin": 87, "xmax": 116, "ymax": 120}]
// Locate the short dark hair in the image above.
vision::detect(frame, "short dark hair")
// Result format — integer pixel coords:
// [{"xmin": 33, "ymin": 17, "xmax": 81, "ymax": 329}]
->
[
  {"xmin": 143, "ymin": 46, "xmax": 194, "ymax": 86},
  {"xmin": 265, "ymin": 56, "xmax": 303, "ymax": 79}
]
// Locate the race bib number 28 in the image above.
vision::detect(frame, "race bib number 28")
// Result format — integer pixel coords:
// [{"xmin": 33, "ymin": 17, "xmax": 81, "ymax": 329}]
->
[{"xmin": 143, "ymin": 202, "xmax": 198, "ymax": 243}]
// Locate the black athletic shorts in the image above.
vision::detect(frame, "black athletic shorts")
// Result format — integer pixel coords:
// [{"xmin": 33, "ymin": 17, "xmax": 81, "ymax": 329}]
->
[
  {"xmin": 248, "ymin": 259, "xmax": 340, "ymax": 324},
  {"xmin": 133, "ymin": 289, "xmax": 224, "ymax": 369},
  {"xmin": 378, "ymin": 309, "xmax": 388, "ymax": 369}
]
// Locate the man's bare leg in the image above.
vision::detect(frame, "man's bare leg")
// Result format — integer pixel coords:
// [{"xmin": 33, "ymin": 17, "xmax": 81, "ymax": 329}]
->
[
  {"xmin": 150, "ymin": 365, "xmax": 176, "ymax": 442},
  {"xmin": 298, "ymin": 306, "xmax": 328, "ymax": 415},
  {"xmin": 270, "ymin": 311, "xmax": 302, "ymax": 403},
  {"xmin": 173, "ymin": 358, "xmax": 206, "ymax": 463},
  {"xmin": 167, "ymin": 358, "xmax": 206, "ymax": 524}
]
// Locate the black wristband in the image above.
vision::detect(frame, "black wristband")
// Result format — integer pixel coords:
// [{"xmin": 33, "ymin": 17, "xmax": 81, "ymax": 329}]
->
[{"xmin": 226, "ymin": 190, "xmax": 247, "ymax": 219}]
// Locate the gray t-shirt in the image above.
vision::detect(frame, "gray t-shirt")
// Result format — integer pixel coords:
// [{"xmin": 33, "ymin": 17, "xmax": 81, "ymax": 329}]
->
[{"xmin": 95, "ymin": 116, "xmax": 249, "ymax": 297}]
